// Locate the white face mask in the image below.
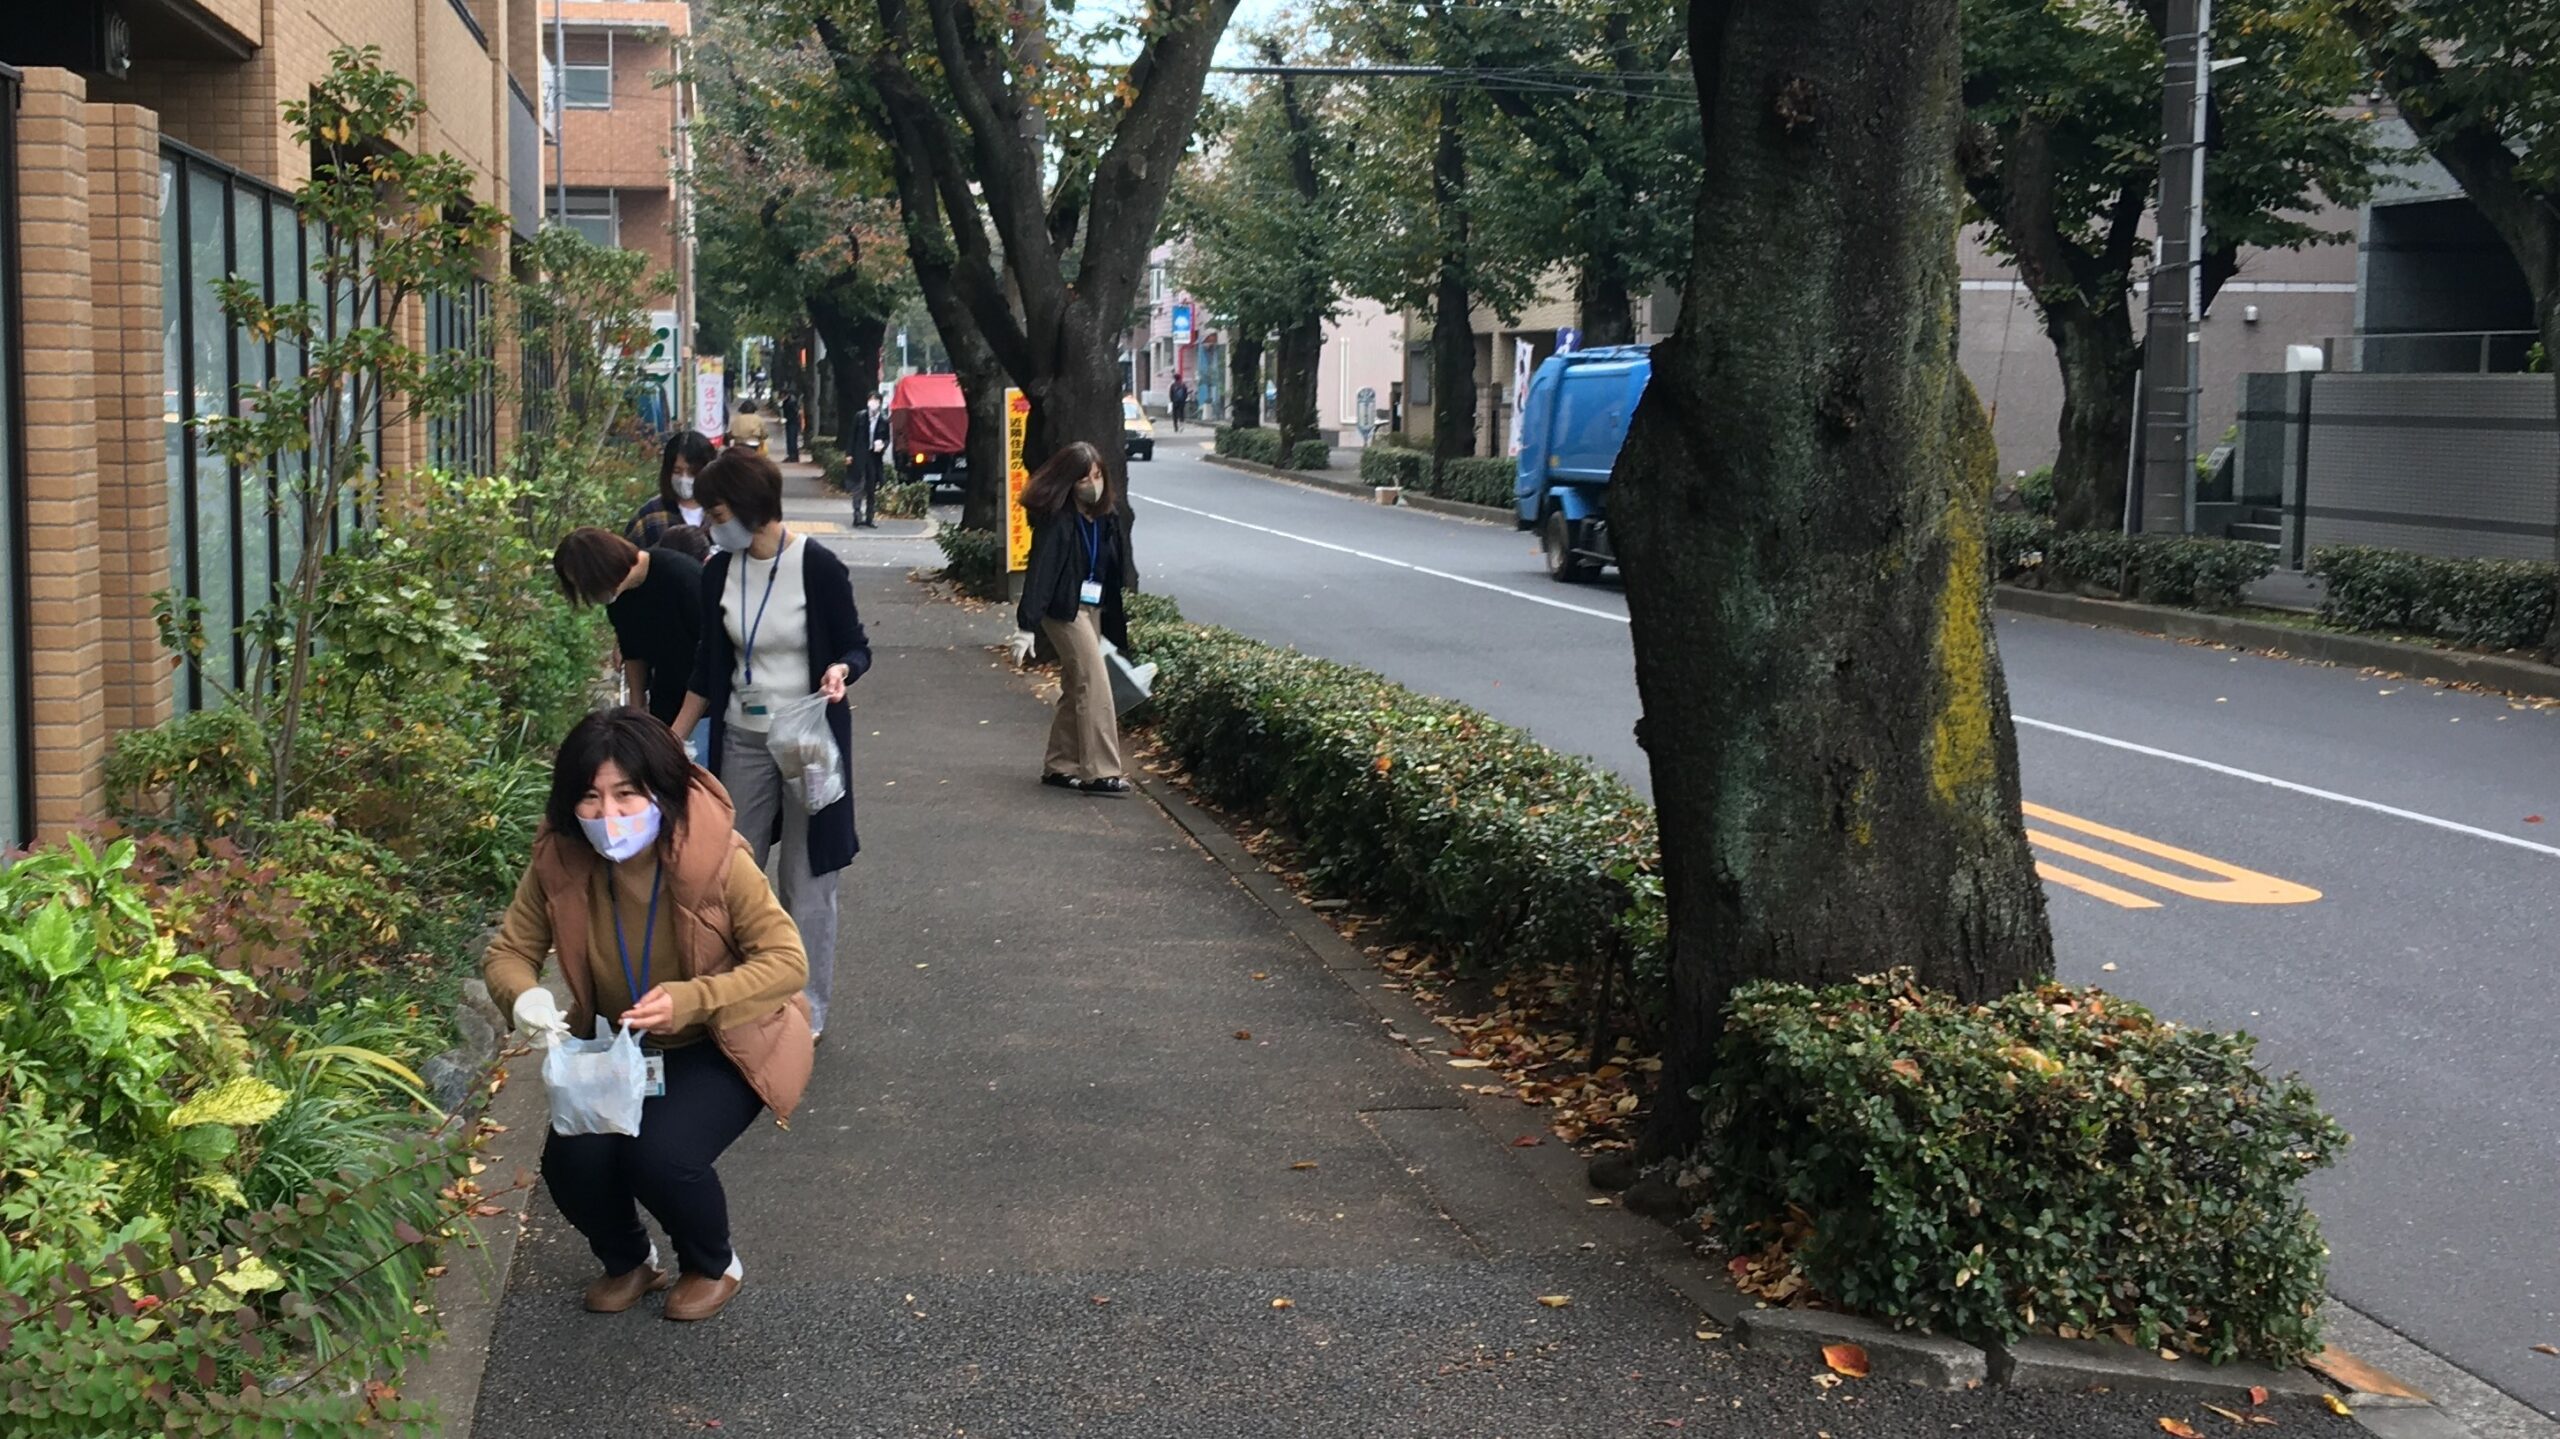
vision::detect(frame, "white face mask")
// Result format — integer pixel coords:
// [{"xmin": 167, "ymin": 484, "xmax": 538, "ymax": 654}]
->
[
  {"xmin": 710, "ymin": 517, "xmax": 757, "ymax": 553},
  {"xmin": 673, "ymin": 474, "xmax": 696, "ymax": 501},
  {"xmin": 578, "ymin": 800, "xmax": 662, "ymax": 863}
]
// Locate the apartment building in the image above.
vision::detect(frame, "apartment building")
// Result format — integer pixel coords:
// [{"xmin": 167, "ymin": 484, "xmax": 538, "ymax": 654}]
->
[{"xmin": 0, "ymin": 0, "xmax": 548, "ymax": 847}]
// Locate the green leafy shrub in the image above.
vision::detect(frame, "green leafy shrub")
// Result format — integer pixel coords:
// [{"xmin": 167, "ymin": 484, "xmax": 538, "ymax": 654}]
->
[
  {"xmin": 1433, "ymin": 457, "xmax": 1516, "ymax": 508},
  {"xmin": 2016, "ymin": 466, "xmax": 2057, "ymax": 516},
  {"xmin": 1989, "ymin": 514, "xmax": 2054, "ymax": 583},
  {"xmin": 1287, "ymin": 439, "xmax": 1332, "ymax": 471},
  {"xmin": 934, "ymin": 524, "xmax": 1005, "ymax": 598},
  {"xmin": 810, "ymin": 438, "xmax": 849, "ymax": 489},
  {"xmin": 1129, "ymin": 605, "xmax": 1664, "ymax": 1008},
  {"xmin": 1214, "ymin": 425, "xmax": 1283, "ymax": 465},
  {"xmin": 1704, "ymin": 971, "xmax": 2342, "ymax": 1364},
  {"xmin": 1359, "ymin": 445, "xmax": 1428, "ymax": 490},
  {"xmin": 2310, "ymin": 545, "xmax": 2559, "ymax": 651},
  {"xmin": 2048, "ymin": 532, "xmax": 2273, "ymax": 608},
  {"xmin": 878, "ymin": 479, "xmax": 933, "ymax": 518}
]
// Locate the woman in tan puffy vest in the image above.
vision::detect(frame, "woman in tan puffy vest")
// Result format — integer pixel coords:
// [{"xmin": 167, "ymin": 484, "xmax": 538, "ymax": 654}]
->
[{"xmin": 484, "ymin": 708, "xmax": 815, "ymax": 1322}]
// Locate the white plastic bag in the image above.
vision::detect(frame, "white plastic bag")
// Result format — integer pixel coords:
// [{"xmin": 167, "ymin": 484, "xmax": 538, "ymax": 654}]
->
[
  {"xmin": 543, "ymin": 1018, "xmax": 648, "ymax": 1137},
  {"xmin": 1098, "ymin": 638, "xmax": 1157, "ymax": 719},
  {"xmin": 765, "ymin": 691, "xmax": 848, "ymax": 812}
]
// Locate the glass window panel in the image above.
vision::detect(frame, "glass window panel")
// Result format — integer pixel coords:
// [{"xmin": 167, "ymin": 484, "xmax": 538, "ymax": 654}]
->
[
  {"xmin": 271, "ymin": 200, "xmax": 305, "ymax": 602},
  {"xmin": 188, "ymin": 167, "xmax": 236, "ymax": 692},
  {"xmin": 232, "ymin": 188, "xmax": 272, "ymax": 627},
  {"xmin": 564, "ymin": 65, "xmax": 612, "ymax": 108},
  {"xmin": 162, "ymin": 157, "xmax": 188, "ymax": 708}
]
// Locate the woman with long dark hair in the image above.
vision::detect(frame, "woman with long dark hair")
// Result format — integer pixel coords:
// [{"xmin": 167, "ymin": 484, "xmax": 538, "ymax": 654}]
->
[
  {"xmin": 1015, "ymin": 440, "xmax": 1135, "ymax": 795},
  {"xmin": 482, "ymin": 708, "xmax": 814, "ymax": 1322},
  {"xmin": 629, "ymin": 430, "xmax": 716, "ymax": 547}
]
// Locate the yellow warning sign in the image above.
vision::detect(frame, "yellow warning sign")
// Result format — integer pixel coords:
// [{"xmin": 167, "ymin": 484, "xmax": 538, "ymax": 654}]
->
[{"xmin": 1004, "ymin": 389, "xmax": 1033, "ymax": 573}]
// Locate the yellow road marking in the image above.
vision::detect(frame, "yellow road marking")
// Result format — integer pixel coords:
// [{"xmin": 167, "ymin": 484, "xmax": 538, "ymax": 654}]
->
[
  {"xmin": 2024, "ymin": 802, "xmax": 2321, "ymax": 908},
  {"xmin": 2033, "ymin": 860, "xmax": 2163, "ymax": 910}
]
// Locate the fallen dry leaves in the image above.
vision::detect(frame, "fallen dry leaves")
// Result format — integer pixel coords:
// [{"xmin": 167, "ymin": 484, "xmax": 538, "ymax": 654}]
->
[
  {"xmin": 2158, "ymin": 1419, "xmax": 2203, "ymax": 1438},
  {"xmin": 2321, "ymin": 1394, "xmax": 2355, "ymax": 1418},
  {"xmin": 1821, "ymin": 1344, "xmax": 1869, "ymax": 1379},
  {"xmin": 1537, "ymin": 1294, "xmax": 1573, "ymax": 1309}
]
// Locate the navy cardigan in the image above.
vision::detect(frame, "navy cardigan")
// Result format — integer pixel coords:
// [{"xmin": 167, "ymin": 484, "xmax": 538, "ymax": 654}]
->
[{"xmin": 689, "ymin": 536, "xmax": 873, "ymax": 874}]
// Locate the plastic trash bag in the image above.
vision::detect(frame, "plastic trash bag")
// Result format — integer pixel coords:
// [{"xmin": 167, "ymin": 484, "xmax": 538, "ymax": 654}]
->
[
  {"xmin": 1098, "ymin": 637, "xmax": 1157, "ymax": 719},
  {"xmin": 543, "ymin": 1018, "xmax": 647, "ymax": 1137},
  {"xmin": 766, "ymin": 690, "xmax": 848, "ymax": 812}
]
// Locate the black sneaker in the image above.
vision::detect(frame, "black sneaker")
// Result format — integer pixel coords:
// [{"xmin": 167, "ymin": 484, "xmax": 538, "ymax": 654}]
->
[
  {"xmin": 1078, "ymin": 777, "xmax": 1132, "ymax": 797},
  {"xmin": 1041, "ymin": 772, "xmax": 1078, "ymax": 790}
]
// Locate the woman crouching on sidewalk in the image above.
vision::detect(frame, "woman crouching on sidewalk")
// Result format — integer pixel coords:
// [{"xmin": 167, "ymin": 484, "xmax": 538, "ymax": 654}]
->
[{"xmin": 483, "ymin": 708, "xmax": 815, "ymax": 1322}]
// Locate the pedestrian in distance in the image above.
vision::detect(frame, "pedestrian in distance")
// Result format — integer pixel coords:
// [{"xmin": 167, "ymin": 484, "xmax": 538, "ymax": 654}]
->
[
  {"xmin": 780, "ymin": 391, "xmax": 802, "ymax": 463},
  {"xmin": 484, "ymin": 708, "xmax": 815, "ymax": 1323},
  {"xmin": 856, "ymin": 394, "xmax": 890, "ymax": 528},
  {"xmin": 671, "ymin": 448, "xmax": 870, "ymax": 1039},
  {"xmin": 1016, "ymin": 440, "xmax": 1133, "ymax": 795},
  {"xmin": 554, "ymin": 528, "xmax": 706, "ymax": 732},
  {"xmin": 629, "ymin": 430, "xmax": 715, "ymax": 547},
  {"xmin": 657, "ymin": 523, "xmax": 713, "ymax": 563},
  {"xmin": 729, "ymin": 399, "xmax": 770, "ymax": 453},
  {"xmin": 1168, "ymin": 374, "xmax": 1190, "ymax": 433}
]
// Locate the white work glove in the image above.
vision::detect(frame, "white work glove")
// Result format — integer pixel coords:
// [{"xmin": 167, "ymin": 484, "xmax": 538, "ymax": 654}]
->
[
  {"xmin": 512, "ymin": 988, "xmax": 568, "ymax": 1038},
  {"xmin": 1008, "ymin": 630, "xmax": 1037, "ymax": 668}
]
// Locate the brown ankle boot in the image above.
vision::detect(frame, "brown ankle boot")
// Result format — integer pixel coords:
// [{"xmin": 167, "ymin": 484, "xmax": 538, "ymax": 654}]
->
[
  {"xmin": 663, "ymin": 1271, "xmax": 742, "ymax": 1322},
  {"xmin": 583, "ymin": 1264, "xmax": 674, "ymax": 1314}
]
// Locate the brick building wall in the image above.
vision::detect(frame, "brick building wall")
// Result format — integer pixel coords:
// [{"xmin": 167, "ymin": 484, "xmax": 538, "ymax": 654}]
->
[{"xmin": 90, "ymin": 104, "xmax": 173, "ymax": 742}]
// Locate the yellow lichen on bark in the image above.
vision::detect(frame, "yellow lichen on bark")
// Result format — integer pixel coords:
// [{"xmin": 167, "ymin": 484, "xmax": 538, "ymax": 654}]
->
[{"xmin": 1929, "ymin": 487, "xmax": 1994, "ymax": 805}]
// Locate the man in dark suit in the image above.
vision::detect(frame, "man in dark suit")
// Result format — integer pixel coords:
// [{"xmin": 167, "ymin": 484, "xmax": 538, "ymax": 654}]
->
[
  {"xmin": 855, "ymin": 394, "xmax": 891, "ymax": 528},
  {"xmin": 781, "ymin": 391, "xmax": 803, "ymax": 462}
]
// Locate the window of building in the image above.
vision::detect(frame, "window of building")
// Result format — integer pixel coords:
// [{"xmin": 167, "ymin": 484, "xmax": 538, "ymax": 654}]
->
[
  {"xmin": 1150, "ymin": 264, "xmax": 1167, "ymax": 305},
  {"xmin": 563, "ymin": 191, "xmax": 617, "ymax": 248},
  {"xmin": 429, "ymin": 281, "xmax": 495, "ymax": 474},
  {"xmin": 560, "ymin": 30, "xmax": 613, "ymax": 109}
]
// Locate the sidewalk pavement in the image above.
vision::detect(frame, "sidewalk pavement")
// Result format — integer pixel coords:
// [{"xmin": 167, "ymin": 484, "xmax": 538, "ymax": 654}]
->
[{"xmin": 466, "ymin": 548, "xmax": 2368, "ymax": 1436}]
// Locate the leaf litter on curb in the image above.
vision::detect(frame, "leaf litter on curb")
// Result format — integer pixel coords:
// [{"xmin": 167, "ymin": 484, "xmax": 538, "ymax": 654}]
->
[{"xmin": 1821, "ymin": 1344, "xmax": 1868, "ymax": 1378}]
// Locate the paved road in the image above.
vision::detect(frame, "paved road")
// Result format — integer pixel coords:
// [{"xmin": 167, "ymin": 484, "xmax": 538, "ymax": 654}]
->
[{"xmin": 1127, "ymin": 433, "xmax": 2560, "ymax": 1423}]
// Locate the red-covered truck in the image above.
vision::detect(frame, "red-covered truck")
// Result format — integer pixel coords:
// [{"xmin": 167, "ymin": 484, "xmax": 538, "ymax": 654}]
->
[{"xmin": 888, "ymin": 373, "xmax": 969, "ymax": 494}]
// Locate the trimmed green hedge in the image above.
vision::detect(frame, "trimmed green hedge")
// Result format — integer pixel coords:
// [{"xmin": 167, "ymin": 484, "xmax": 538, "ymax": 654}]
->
[
  {"xmin": 2047, "ymin": 531, "xmax": 2274, "ymax": 608},
  {"xmin": 2310, "ymin": 546, "xmax": 2558, "ymax": 652},
  {"xmin": 1287, "ymin": 439, "xmax": 1332, "ymax": 471},
  {"xmin": 1127, "ymin": 606, "xmax": 1665, "ymax": 1008},
  {"xmin": 1359, "ymin": 445, "xmax": 1428, "ymax": 490},
  {"xmin": 1707, "ymin": 972, "xmax": 2341, "ymax": 1364},
  {"xmin": 1214, "ymin": 425, "xmax": 1283, "ymax": 466},
  {"xmin": 1434, "ymin": 457, "xmax": 1516, "ymax": 509},
  {"xmin": 934, "ymin": 523, "xmax": 1003, "ymax": 597}
]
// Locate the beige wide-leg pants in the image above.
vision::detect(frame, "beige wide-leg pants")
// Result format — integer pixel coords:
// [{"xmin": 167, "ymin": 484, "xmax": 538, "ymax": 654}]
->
[{"xmin": 1040, "ymin": 606, "xmax": 1125, "ymax": 783}]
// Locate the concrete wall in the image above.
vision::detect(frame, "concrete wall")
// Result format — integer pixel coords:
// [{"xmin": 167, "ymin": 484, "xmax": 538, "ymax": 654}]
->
[{"xmin": 2297, "ymin": 374, "xmax": 2559, "ymax": 562}]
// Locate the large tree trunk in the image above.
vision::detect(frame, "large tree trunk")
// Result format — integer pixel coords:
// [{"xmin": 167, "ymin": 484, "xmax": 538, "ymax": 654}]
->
[
  {"xmin": 1229, "ymin": 334, "xmax": 1265, "ymax": 429},
  {"xmin": 1275, "ymin": 318, "xmax": 1323, "ymax": 455},
  {"xmin": 2046, "ymin": 305, "xmax": 2141, "ymax": 532},
  {"xmin": 1614, "ymin": 0, "xmax": 2054, "ymax": 1143},
  {"xmin": 1025, "ymin": 305, "xmax": 1141, "ymax": 590},
  {"xmin": 1576, "ymin": 256, "xmax": 1638, "ymax": 348},
  {"xmin": 1431, "ymin": 95, "xmax": 1479, "ymax": 462},
  {"xmin": 808, "ymin": 297, "xmax": 885, "ymax": 453}
]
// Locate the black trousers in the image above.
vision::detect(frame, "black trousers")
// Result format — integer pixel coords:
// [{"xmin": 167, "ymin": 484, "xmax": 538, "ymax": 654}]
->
[
  {"xmin": 854, "ymin": 457, "xmax": 881, "ymax": 525},
  {"xmin": 542, "ymin": 1041, "xmax": 764, "ymax": 1278}
]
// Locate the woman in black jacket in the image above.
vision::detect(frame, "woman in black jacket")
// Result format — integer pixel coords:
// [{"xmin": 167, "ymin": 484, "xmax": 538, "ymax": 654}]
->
[
  {"xmin": 1016, "ymin": 441, "xmax": 1134, "ymax": 795},
  {"xmin": 671, "ymin": 448, "xmax": 871, "ymax": 1038}
]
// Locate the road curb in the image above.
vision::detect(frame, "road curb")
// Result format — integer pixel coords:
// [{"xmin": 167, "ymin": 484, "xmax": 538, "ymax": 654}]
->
[
  {"xmin": 1123, "ymin": 761, "xmax": 2481, "ymax": 1434},
  {"xmin": 1199, "ymin": 452, "xmax": 1516, "ymax": 525},
  {"xmin": 1995, "ymin": 585, "xmax": 2560, "ymax": 701},
  {"xmin": 402, "ymin": 1029, "xmax": 552, "ymax": 1438}
]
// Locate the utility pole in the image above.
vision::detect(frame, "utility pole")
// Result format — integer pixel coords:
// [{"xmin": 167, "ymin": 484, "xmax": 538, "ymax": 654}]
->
[{"xmin": 2135, "ymin": 0, "xmax": 2211, "ymax": 533}]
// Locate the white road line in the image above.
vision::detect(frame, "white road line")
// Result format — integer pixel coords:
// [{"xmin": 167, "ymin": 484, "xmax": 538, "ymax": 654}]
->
[
  {"xmin": 2014, "ymin": 715, "xmax": 2560, "ymax": 859},
  {"xmin": 1133, "ymin": 491, "xmax": 1632, "ymax": 624}
]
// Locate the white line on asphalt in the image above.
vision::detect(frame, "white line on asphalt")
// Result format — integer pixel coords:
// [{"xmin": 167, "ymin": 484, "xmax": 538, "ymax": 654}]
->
[
  {"xmin": 1132, "ymin": 492, "xmax": 1633, "ymax": 624},
  {"xmin": 2014, "ymin": 715, "xmax": 2560, "ymax": 859}
]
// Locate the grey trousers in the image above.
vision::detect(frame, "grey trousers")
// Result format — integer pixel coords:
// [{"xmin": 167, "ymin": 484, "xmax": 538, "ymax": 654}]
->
[{"xmin": 720, "ymin": 735, "xmax": 840, "ymax": 1034}]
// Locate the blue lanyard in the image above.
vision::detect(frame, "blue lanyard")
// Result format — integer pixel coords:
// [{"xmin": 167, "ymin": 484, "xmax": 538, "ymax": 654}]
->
[
  {"xmin": 612, "ymin": 860, "xmax": 663, "ymax": 1002},
  {"xmin": 737, "ymin": 536, "xmax": 787, "ymax": 684},
  {"xmin": 1079, "ymin": 515, "xmax": 1104, "ymax": 584}
]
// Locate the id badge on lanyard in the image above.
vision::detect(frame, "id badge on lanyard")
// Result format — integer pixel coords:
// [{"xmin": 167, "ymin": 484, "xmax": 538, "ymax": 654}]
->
[
  {"xmin": 738, "ymin": 546, "xmax": 786, "ymax": 717},
  {"xmin": 1078, "ymin": 516, "xmax": 1105, "ymax": 607},
  {"xmin": 642, "ymin": 1051, "xmax": 667, "ymax": 1097}
]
